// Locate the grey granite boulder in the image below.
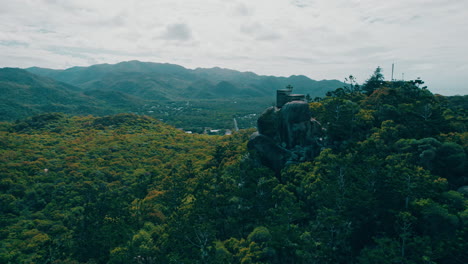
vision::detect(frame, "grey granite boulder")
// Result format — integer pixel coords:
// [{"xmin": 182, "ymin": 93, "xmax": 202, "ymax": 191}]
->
[{"xmin": 248, "ymin": 100, "xmax": 323, "ymax": 174}]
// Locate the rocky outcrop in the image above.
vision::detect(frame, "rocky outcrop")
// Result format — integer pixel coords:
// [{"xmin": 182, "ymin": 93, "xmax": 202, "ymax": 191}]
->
[
  {"xmin": 247, "ymin": 132, "xmax": 292, "ymax": 173},
  {"xmin": 248, "ymin": 100, "xmax": 323, "ymax": 174}
]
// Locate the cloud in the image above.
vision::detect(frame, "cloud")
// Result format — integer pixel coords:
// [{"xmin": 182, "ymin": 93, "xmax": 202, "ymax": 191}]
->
[
  {"xmin": 232, "ymin": 2, "xmax": 252, "ymax": 16},
  {"xmin": 291, "ymin": 0, "xmax": 314, "ymax": 8},
  {"xmin": 0, "ymin": 0, "xmax": 467, "ymax": 95},
  {"xmin": 240, "ymin": 22, "xmax": 281, "ymax": 41},
  {"xmin": 0, "ymin": 40, "xmax": 29, "ymax": 47},
  {"xmin": 162, "ymin": 23, "xmax": 193, "ymax": 41}
]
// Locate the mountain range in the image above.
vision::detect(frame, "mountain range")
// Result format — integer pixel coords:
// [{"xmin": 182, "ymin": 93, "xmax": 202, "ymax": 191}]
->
[
  {"xmin": 1, "ymin": 61, "xmax": 345, "ymax": 124},
  {"xmin": 26, "ymin": 60, "xmax": 343, "ymax": 99}
]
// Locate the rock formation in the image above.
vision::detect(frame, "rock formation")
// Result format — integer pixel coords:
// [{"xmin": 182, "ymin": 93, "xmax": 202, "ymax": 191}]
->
[{"xmin": 248, "ymin": 93, "xmax": 323, "ymax": 175}]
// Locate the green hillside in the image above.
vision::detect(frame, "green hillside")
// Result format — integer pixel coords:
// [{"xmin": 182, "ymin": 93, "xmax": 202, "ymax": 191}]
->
[
  {"xmin": 0, "ymin": 68, "xmax": 106, "ymax": 120},
  {"xmin": 0, "ymin": 79, "xmax": 466, "ymax": 263},
  {"xmin": 0, "ymin": 68, "xmax": 155, "ymax": 121},
  {"xmin": 0, "ymin": 68, "xmax": 273, "ymax": 130},
  {"xmin": 0, "ymin": 61, "xmax": 342, "ymax": 130},
  {"xmin": 0, "ymin": 68, "xmax": 263, "ymax": 129}
]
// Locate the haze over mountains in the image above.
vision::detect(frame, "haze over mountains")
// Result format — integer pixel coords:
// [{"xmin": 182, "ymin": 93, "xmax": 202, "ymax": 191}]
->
[
  {"xmin": 1, "ymin": 61, "xmax": 344, "ymax": 123},
  {"xmin": 25, "ymin": 60, "xmax": 343, "ymax": 100}
]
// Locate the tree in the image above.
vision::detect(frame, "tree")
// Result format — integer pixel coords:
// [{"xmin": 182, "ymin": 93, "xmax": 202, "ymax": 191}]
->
[{"xmin": 363, "ymin": 67, "xmax": 385, "ymax": 95}]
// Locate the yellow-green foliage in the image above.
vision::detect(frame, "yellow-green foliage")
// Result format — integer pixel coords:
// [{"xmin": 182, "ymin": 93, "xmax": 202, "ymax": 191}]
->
[
  {"xmin": 0, "ymin": 113, "xmax": 222, "ymax": 263},
  {"xmin": 1, "ymin": 78, "xmax": 467, "ymax": 264}
]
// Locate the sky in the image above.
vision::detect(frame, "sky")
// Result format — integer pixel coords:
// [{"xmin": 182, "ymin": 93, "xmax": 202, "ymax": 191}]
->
[{"xmin": 0, "ymin": 0, "xmax": 467, "ymax": 95}]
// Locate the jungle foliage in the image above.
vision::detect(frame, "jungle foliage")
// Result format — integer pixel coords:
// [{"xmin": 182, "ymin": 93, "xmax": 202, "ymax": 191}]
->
[{"xmin": 0, "ymin": 71, "xmax": 467, "ymax": 263}]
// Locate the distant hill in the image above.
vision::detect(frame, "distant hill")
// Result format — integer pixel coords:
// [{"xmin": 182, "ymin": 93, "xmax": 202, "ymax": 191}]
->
[
  {"xmin": 26, "ymin": 60, "xmax": 344, "ymax": 100},
  {"xmin": 0, "ymin": 68, "xmax": 141, "ymax": 121},
  {"xmin": 192, "ymin": 67, "xmax": 344, "ymax": 96},
  {"xmin": 1, "ymin": 61, "xmax": 346, "ymax": 127}
]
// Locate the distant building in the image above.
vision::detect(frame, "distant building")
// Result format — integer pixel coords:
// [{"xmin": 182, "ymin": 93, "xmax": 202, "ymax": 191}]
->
[{"xmin": 276, "ymin": 85, "xmax": 306, "ymax": 108}]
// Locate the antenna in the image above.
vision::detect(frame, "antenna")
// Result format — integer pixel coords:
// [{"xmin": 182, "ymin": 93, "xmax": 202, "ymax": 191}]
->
[{"xmin": 391, "ymin": 63, "xmax": 394, "ymax": 81}]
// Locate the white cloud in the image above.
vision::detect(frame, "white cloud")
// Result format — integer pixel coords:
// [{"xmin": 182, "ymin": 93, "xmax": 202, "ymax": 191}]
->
[{"xmin": 0, "ymin": 0, "xmax": 467, "ymax": 95}]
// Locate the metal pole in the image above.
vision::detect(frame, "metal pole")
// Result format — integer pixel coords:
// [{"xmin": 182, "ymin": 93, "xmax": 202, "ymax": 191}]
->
[{"xmin": 391, "ymin": 63, "xmax": 394, "ymax": 81}]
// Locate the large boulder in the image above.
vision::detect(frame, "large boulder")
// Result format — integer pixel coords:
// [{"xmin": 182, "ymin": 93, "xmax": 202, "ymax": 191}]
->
[
  {"xmin": 280, "ymin": 101, "xmax": 313, "ymax": 148},
  {"xmin": 257, "ymin": 106, "xmax": 280, "ymax": 139},
  {"xmin": 248, "ymin": 101, "xmax": 323, "ymax": 174},
  {"xmin": 247, "ymin": 132, "xmax": 292, "ymax": 174}
]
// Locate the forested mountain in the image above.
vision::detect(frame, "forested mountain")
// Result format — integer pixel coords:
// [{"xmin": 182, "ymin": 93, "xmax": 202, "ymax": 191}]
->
[
  {"xmin": 1, "ymin": 76, "xmax": 467, "ymax": 263},
  {"xmin": 0, "ymin": 67, "xmax": 267, "ymax": 130},
  {"xmin": 1, "ymin": 61, "xmax": 344, "ymax": 129},
  {"xmin": 26, "ymin": 60, "xmax": 344, "ymax": 100},
  {"xmin": 0, "ymin": 68, "xmax": 143, "ymax": 121},
  {"xmin": 0, "ymin": 68, "xmax": 101, "ymax": 120}
]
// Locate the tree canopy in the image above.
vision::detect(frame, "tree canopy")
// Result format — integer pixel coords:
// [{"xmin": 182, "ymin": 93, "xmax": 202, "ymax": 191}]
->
[{"xmin": 0, "ymin": 71, "xmax": 467, "ymax": 263}]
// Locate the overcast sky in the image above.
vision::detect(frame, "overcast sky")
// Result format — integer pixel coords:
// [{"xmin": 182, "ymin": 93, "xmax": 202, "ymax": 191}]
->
[{"xmin": 1, "ymin": 0, "xmax": 467, "ymax": 95}]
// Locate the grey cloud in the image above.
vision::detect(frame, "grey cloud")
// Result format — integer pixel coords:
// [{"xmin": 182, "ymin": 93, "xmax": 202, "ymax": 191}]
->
[
  {"xmin": 233, "ymin": 3, "xmax": 252, "ymax": 16},
  {"xmin": 291, "ymin": 0, "xmax": 314, "ymax": 8},
  {"xmin": 240, "ymin": 22, "xmax": 281, "ymax": 41},
  {"xmin": 42, "ymin": 0, "xmax": 62, "ymax": 5},
  {"xmin": 91, "ymin": 14, "xmax": 127, "ymax": 28},
  {"xmin": 410, "ymin": 15, "xmax": 421, "ymax": 21},
  {"xmin": 361, "ymin": 15, "xmax": 399, "ymax": 25},
  {"xmin": 47, "ymin": 47, "xmax": 90, "ymax": 60},
  {"xmin": 256, "ymin": 33, "xmax": 282, "ymax": 41},
  {"xmin": 216, "ymin": 55, "xmax": 251, "ymax": 61},
  {"xmin": 41, "ymin": 0, "xmax": 93, "ymax": 14},
  {"xmin": 0, "ymin": 40, "xmax": 29, "ymax": 47},
  {"xmin": 282, "ymin": 56, "xmax": 320, "ymax": 64},
  {"xmin": 0, "ymin": 53, "xmax": 54, "ymax": 68},
  {"xmin": 240, "ymin": 24, "xmax": 254, "ymax": 35},
  {"xmin": 281, "ymin": 56, "xmax": 345, "ymax": 65},
  {"xmin": 0, "ymin": 1, "xmax": 17, "ymax": 14},
  {"xmin": 162, "ymin": 23, "xmax": 193, "ymax": 41},
  {"xmin": 36, "ymin": 28, "xmax": 56, "ymax": 34},
  {"xmin": 347, "ymin": 46, "xmax": 390, "ymax": 56},
  {"xmin": 46, "ymin": 46, "xmax": 144, "ymax": 58}
]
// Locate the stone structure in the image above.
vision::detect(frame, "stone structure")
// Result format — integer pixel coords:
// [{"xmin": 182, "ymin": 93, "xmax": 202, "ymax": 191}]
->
[
  {"xmin": 248, "ymin": 87, "xmax": 323, "ymax": 176},
  {"xmin": 276, "ymin": 85, "xmax": 307, "ymax": 108}
]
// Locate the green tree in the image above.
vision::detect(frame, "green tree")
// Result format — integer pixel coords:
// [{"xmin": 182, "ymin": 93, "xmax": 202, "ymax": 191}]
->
[{"xmin": 363, "ymin": 66, "xmax": 385, "ymax": 95}]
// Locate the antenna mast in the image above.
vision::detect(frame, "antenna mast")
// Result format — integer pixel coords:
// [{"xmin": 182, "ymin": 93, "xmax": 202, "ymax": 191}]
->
[{"xmin": 391, "ymin": 63, "xmax": 394, "ymax": 81}]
